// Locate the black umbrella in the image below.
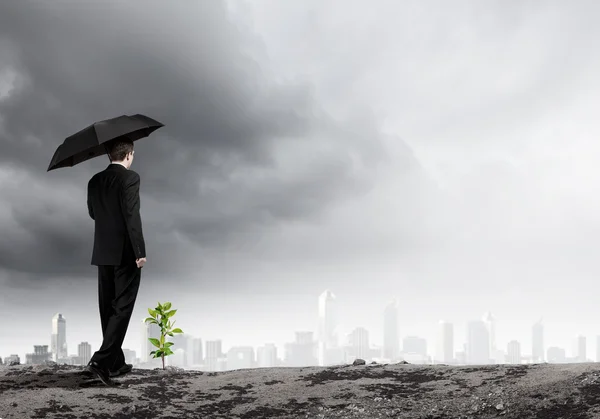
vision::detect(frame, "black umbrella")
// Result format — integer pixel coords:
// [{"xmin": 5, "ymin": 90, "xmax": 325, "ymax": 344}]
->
[{"xmin": 47, "ymin": 114, "xmax": 164, "ymax": 171}]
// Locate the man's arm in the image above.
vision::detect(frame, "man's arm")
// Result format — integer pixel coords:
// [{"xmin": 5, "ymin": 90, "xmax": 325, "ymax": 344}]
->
[
  {"xmin": 120, "ymin": 171, "xmax": 146, "ymax": 259},
  {"xmin": 87, "ymin": 178, "xmax": 95, "ymax": 220}
]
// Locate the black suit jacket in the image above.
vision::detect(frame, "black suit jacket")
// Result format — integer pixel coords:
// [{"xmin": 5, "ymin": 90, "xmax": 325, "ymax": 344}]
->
[{"xmin": 87, "ymin": 163, "xmax": 146, "ymax": 266}]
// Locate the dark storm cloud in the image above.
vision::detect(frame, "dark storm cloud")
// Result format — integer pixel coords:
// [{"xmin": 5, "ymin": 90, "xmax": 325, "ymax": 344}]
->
[{"xmin": 0, "ymin": 0, "xmax": 417, "ymax": 284}]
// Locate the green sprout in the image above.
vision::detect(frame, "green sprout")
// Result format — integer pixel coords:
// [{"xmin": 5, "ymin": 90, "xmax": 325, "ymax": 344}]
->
[{"xmin": 144, "ymin": 301, "xmax": 184, "ymax": 370}]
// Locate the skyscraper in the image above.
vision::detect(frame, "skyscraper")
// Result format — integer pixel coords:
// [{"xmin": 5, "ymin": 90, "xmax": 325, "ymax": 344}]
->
[
  {"xmin": 506, "ymin": 340, "xmax": 521, "ymax": 364},
  {"xmin": 317, "ymin": 289, "xmax": 339, "ymax": 366},
  {"xmin": 383, "ymin": 299, "xmax": 400, "ymax": 361},
  {"xmin": 78, "ymin": 342, "xmax": 92, "ymax": 366},
  {"xmin": 532, "ymin": 319, "xmax": 544, "ymax": 363},
  {"xmin": 51, "ymin": 313, "xmax": 67, "ymax": 362},
  {"xmin": 191, "ymin": 337, "xmax": 203, "ymax": 365},
  {"xmin": 436, "ymin": 321, "xmax": 454, "ymax": 364},
  {"xmin": 348, "ymin": 327, "xmax": 370, "ymax": 361},
  {"xmin": 574, "ymin": 335, "xmax": 586, "ymax": 362},
  {"xmin": 205, "ymin": 340, "xmax": 222, "ymax": 371},
  {"xmin": 482, "ymin": 312, "xmax": 497, "ymax": 360},
  {"xmin": 467, "ymin": 320, "xmax": 490, "ymax": 364}
]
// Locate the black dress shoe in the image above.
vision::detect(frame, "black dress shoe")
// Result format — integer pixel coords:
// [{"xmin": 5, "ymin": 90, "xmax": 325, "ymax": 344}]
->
[
  {"xmin": 109, "ymin": 363, "xmax": 133, "ymax": 377},
  {"xmin": 86, "ymin": 361, "xmax": 117, "ymax": 386}
]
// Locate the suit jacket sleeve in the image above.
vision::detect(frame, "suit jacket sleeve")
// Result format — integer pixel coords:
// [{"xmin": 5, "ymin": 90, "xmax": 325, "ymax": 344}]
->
[
  {"xmin": 87, "ymin": 178, "xmax": 95, "ymax": 220},
  {"xmin": 120, "ymin": 171, "xmax": 146, "ymax": 259}
]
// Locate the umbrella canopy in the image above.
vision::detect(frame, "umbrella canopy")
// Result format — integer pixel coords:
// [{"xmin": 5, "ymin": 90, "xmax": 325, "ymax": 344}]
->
[{"xmin": 47, "ymin": 114, "xmax": 164, "ymax": 171}]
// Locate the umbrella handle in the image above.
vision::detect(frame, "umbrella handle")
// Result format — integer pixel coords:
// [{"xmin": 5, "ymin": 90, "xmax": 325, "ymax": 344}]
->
[{"xmin": 103, "ymin": 143, "xmax": 112, "ymax": 162}]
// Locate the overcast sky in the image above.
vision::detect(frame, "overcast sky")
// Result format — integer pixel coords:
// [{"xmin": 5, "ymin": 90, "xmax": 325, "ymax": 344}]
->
[{"xmin": 2, "ymin": 0, "xmax": 600, "ymax": 362}]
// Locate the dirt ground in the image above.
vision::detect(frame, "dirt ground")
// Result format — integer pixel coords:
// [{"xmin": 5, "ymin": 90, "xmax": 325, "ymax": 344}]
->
[{"xmin": 1, "ymin": 361, "xmax": 600, "ymax": 418}]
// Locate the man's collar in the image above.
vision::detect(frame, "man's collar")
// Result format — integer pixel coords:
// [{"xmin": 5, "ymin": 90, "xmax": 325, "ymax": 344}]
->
[{"xmin": 106, "ymin": 162, "xmax": 128, "ymax": 170}]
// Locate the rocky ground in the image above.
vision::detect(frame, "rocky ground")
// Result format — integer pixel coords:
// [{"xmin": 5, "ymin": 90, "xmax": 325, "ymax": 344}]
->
[{"xmin": 1, "ymin": 360, "xmax": 600, "ymax": 418}]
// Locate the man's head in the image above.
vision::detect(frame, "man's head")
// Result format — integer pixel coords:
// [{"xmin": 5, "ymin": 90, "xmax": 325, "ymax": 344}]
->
[{"xmin": 107, "ymin": 138, "xmax": 135, "ymax": 169}]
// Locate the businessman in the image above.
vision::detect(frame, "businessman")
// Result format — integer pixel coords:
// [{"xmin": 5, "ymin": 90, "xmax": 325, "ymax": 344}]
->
[{"xmin": 85, "ymin": 138, "xmax": 146, "ymax": 386}]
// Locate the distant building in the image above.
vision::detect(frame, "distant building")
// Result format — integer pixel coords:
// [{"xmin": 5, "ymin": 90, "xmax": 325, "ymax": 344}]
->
[
  {"xmin": 403, "ymin": 336, "xmax": 427, "ymax": 357},
  {"xmin": 171, "ymin": 334, "xmax": 189, "ymax": 366},
  {"xmin": 482, "ymin": 312, "xmax": 497, "ymax": 361},
  {"xmin": 226, "ymin": 346, "xmax": 254, "ymax": 370},
  {"xmin": 347, "ymin": 327, "xmax": 370, "ymax": 361},
  {"xmin": 436, "ymin": 321, "xmax": 454, "ymax": 364},
  {"xmin": 467, "ymin": 320, "xmax": 490, "ymax": 364},
  {"xmin": 506, "ymin": 340, "xmax": 521, "ymax": 364},
  {"xmin": 257, "ymin": 344, "xmax": 277, "ymax": 368},
  {"xmin": 573, "ymin": 335, "xmax": 586, "ymax": 362},
  {"xmin": 205, "ymin": 340, "xmax": 223, "ymax": 371},
  {"xmin": 284, "ymin": 331, "xmax": 318, "ymax": 367},
  {"xmin": 532, "ymin": 319, "xmax": 544, "ymax": 363},
  {"xmin": 547, "ymin": 346, "xmax": 566, "ymax": 363},
  {"xmin": 167, "ymin": 348, "xmax": 186, "ymax": 367},
  {"xmin": 51, "ymin": 313, "xmax": 68, "ymax": 362},
  {"xmin": 25, "ymin": 345, "xmax": 51, "ymax": 365},
  {"xmin": 383, "ymin": 299, "xmax": 400, "ymax": 361},
  {"xmin": 191, "ymin": 338, "xmax": 203, "ymax": 365},
  {"xmin": 5, "ymin": 354, "xmax": 20, "ymax": 365},
  {"xmin": 317, "ymin": 290, "xmax": 340, "ymax": 366},
  {"xmin": 78, "ymin": 342, "xmax": 92, "ymax": 366}
]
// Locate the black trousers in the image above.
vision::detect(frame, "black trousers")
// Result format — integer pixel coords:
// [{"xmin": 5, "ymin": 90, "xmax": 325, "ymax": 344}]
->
[{"xmin": 90, "ymin": 261, "xmax": 141, "ymax": 370}]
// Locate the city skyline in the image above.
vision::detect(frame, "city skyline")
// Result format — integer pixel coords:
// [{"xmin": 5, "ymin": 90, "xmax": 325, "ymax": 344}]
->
[{"xmin": 3, "ymin": 289, "xmax": 600, "ymax": 368}]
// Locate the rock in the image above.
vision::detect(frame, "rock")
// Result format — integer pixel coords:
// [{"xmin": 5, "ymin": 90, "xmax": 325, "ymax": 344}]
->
[
  {"xmin": 8, "ymin": 361, "xmax": 19, "ymax": 366},
  {"xmin": 397, "ymin": 360, "xmax": 410, "ymax": 364},
  {"xmin": 496, "ymin": 403, "xmax": 505, "ymax": 410},
  {"xmin": 352, "ymin": 359, "xmax": 366, "ymax": 366},
  {"xmin": 44, "ymin": 360, "xmax": 57, "ymax": 367}
]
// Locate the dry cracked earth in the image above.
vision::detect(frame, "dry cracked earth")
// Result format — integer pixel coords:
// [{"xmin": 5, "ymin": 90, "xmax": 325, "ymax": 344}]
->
[{"xmin": 2, "ymin": 361, "xmax": 600, "ymax": 418}]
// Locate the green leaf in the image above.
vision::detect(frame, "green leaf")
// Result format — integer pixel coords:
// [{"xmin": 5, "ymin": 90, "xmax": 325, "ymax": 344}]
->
[
  {"xmin": 164, "ymin": 341, "xmax": 174, "ymax": 348},
  {"xmin": 166, "ymin": 309, "xmax": 177, "ymax": 318},
  {"xmin": 172, "ymin": 328, "xmax": 183, "ymax": 334},
  {"xmin": 164, "ymin": 347, "xmax": 174, "ymax": 356},
  {"xmin": 148, "ymin": 308, "xmax": 157, "ymax": 318},
  {"xmin": 168, "ymin": 332, "xmax": 174, "ymax": 337},
  {"xmin": 150, "ymin": 350, "xmax": 156, "ymax": 355},
  {"xmin": 148, "ymin": 338, "xmax": 161, "ymax": 348},
  {"xmin": 154, "ymin": 350, "xmax": 164, "ymax": 357},
  {"xmin": 163, "ymin": 302, "xmax": 172, "ymax": 311}
]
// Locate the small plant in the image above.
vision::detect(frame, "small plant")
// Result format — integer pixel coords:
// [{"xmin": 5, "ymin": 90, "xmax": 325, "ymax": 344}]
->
[{"xmin": 144, "ymin": 301, "xmax": 183, "ymax": 369}]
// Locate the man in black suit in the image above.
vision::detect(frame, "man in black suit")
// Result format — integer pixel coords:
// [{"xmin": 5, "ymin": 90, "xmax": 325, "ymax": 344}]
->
[{"xmin": 85, "ymin": 138, "xmax": 146, "ymax": 386}]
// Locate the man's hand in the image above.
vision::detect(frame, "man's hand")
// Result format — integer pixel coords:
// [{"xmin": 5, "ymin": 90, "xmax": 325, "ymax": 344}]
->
[{"xmin": 136, "ymin": 257, "xmax": 147, "ymax": 268}]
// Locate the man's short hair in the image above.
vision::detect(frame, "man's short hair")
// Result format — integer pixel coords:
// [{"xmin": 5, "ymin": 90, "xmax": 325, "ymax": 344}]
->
[{"xmin": 107, "ymin": 138, "xmax": 134, "ymax": 162}]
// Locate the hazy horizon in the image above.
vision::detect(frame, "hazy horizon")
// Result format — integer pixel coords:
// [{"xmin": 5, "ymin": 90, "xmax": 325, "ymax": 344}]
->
[{"xmin": 2, "ymin": 1, "xmax": 600, "ymax": 365}]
